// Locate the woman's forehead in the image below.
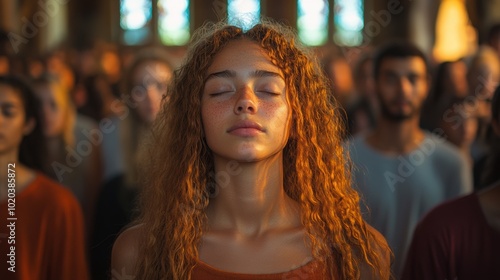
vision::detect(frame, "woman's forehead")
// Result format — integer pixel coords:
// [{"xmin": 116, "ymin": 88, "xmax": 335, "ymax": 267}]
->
[
  {"xmin": 0, "ymin": 84, "xmax": 23, "ymax": 103},
  {"xmin": 206, "ymin": 39, "xmax": 283, "ymax": 76}
]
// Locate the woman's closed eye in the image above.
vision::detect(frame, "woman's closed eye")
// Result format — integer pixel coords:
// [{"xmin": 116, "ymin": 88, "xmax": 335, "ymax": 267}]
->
[
  {"xmin": 256, "ymin": 89, "xmax": 281, "ymax": 96},
  {"xmin": 204, "ymin": 80, "xmax": 235, "ymax": 97},
  {"xmin": 209, "ymin": 89, "xmax": 235, "ymax": 97},
  {"xmin": 254, "ymin": 79, "xmax": 285, "ymax": 96}
]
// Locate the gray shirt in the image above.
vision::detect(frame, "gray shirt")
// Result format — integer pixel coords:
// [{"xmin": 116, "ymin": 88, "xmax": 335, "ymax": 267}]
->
[{"xmin": 347, "ymin": 132, "xmax": 472, "ymax": 278}]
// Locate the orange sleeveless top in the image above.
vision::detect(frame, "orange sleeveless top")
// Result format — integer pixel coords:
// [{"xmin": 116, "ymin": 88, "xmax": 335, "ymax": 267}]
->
[
  {"xmin": 0, "ymin": 173, "xmax": 89, "ymax": 280},
  {"xmin": 191, "ymin": 259, "xmax": 334, "ymax": 280}
]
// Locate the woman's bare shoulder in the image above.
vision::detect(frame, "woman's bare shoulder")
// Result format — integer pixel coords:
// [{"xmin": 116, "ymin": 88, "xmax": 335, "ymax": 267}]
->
[
  {"xmin": 365, "ymin": 224, "xmax": 388, "ymax": 250},
  {"xmin": 364, "ymin": 223, "xmax": 392, "ymax": 279},
  {"xmin": 111, "ymin": 224, "xmax": 143, "ymax": 278}
]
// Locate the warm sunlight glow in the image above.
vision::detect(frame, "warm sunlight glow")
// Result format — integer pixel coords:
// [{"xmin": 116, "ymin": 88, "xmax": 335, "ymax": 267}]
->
[{"xmin": 433, "ymin": 0, "xmax": 477, "ymax": 62}]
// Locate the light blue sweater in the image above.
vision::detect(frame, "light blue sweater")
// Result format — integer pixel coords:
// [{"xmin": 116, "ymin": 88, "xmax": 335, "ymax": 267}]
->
[{"xmin": 347, "ymin": 133, "xmax": 472, "ymax": 278}]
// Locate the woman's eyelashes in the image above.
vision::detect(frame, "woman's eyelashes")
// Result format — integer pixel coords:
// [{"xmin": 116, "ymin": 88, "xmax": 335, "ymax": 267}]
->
[
  {"xmin": 205, "ymin": 84, "xmax": 283, "ymax": 97},
  {"xmin": 255, "ymin": 80, "xmax": 285, "ymax": 96},
  {"xmin": 204, "ymin": 75, "xmax": 285, "ymax": 98},
  {"xmin": 256, "ymin": 89, "xmax": 281, "ymax": 95},
  {"xmin": 208, "ymin": 89, "xmax": 234, "ymax": 97},
  {"xmin": 207, "ymin": 89, "xmax": 281, "ymax": 97}
]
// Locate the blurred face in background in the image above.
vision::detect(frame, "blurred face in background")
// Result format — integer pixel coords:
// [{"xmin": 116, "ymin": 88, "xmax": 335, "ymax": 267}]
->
[
  {"xmin": 131, "ymin": 60, "xmax": 172, "ymax": 124},
  {"xmin": 472, "ymin": 65, "xmax": 499, "ymax": 121},
  {"xmin": 28, "ymin": 59, "xmax": 45, "ymax": 79},
  {"xmin": 376, "ymin": 57, "xmax": 429, "ymax": 121},
  {"xmin": 468, "ymin": 49, "xmax": 500, "ymax": 122},
  {"xmin": 441, "ymin": 111, "xmax": 478, "ymax": 148},
  {"xmin": 101, "ymin": 50, "xmax": 121, "ymax": 83},
  {"xmin": 0, "ymin": 84, "xmax": 34, "ymax": 155},
  {"xmin": 46, "ymin": 55, "xmax": 75, "ymax": 92},
  {"xmin": 445, "ymin": 61, "xmax": 468, "ymax": 98},
  {"xmin": 328, "ymin": 59, "xmax": 354, "ymax": 106},
  {"xmin": 34, "ymin": 82, "xmax": 66, "ymax": 138}
]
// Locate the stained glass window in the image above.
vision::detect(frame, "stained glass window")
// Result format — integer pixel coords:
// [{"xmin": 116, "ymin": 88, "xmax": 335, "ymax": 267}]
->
[
  {"xmin": 120, "ymin": 0, "xmax": 152, "ymax": 44},
  {"xmin": 297, "ymin": 0, "xmax": 329, "ymax": 46},
  {"xmin": 158, "ymin": 0, "xmax": 191, "ymax": 45},
  {"xmin": 334, "ymin": 0, "xmax": 364, "ymax": 46}
]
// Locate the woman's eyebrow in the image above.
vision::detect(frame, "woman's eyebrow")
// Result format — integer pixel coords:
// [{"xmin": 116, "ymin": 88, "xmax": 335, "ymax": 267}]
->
[
  {"xmin": 205, "ymin": 70, "xmax": 236, "ymax": 82},
  {"xmin": 252, "ymin": 70, "xmax": 284, "ymax": 80},
  {"xmin": 0, "ymin": 102, "xmax": 17, "ymax": 109}
]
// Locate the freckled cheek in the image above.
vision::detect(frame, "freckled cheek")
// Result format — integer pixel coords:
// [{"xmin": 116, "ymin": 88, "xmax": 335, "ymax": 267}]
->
[
  {"xmin": 202, "ymin": 101, "xmax": 230, "ymax": 134},
  {"xmin": 260, "ymin": 102, "xmax": 291, "ymax": 128}
]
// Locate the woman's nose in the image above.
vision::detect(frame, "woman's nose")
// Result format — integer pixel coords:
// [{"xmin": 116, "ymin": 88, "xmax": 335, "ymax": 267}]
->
[{"xmin": 234, "ymin": 87, "xmax": 257, "ymax": 114}]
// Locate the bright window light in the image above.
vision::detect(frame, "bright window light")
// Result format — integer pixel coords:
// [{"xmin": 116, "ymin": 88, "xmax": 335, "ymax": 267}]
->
[
  {"xmin": 228, "ymin": 0, "xmax": 260, "ymax": 31},
  {"xmin": 120, "ymin": 0, "xmax": 152, "ymax": 44},
  {"xmin": 158, "ymin": 0, "xmax": 190, "ymax": 45},
  {"xmin": 120, "ymin": 0, "xmax": 152, "ymax": 30},
  {"xmin": 297, "ymin": 0, "xmax": 329, "ymax": 46},
  {"xmin": 334, "ymin": 0, "xmax": 364, "ymax": 46},
  {"xmin": 433, "ymin": 0, "xmax": 476, "ymax": 62}
]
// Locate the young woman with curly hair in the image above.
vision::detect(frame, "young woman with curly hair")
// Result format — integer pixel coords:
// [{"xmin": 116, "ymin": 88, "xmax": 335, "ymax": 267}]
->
[{"xmin": 112, "ymin": 20, "xmax": 391, "ymax": 280}]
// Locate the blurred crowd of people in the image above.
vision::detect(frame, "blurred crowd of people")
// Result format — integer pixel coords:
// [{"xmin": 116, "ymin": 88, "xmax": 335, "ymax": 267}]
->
[{"xmin": 0, "ymin": 21, "xmax": 499, "ymax": 279}]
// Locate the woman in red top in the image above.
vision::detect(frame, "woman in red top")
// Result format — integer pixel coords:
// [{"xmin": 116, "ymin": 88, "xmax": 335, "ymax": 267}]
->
[
  {"xmin": 112, "ymin": 21, "xmax": 391, "ymax": 279},
  {"xmin": 0, "ymin": 75, "xmax": 89, "ymax": 280}
]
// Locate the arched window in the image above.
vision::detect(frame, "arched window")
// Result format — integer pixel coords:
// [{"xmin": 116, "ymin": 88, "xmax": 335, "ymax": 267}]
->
[
  {"xmin": 297, "ymin": 0, "xmax": 329, "ymax": 46},
  {"xmin": 120, "ymin": 0, "xmax": 153, "ymax": 45},
  {"xmin": 119, "ymin": 0, "xmax": 262, "ymax": 45},
  {"xmin": 119, "ymin": 0, "xmax": 369, "ymax": 47},
  {"xmin": 158, "ymin": 0, "xmax": 190, "ymax": 45},
  {"xmin": 297, "ymin": 0, "xmax": 364, "ymax": 46},
  {"xmin": 333, "ymin": 0, "xmax": 363, "ymax": 46},
  {"xmin": 120, "ymin": 0, "xmax": 190, "ymax": 45}
]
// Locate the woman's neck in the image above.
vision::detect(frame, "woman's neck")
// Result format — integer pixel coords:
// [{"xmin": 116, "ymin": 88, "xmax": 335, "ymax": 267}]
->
[{"xmin": 206, "ymin": 152, "xmax": 301, "ymax": 237}]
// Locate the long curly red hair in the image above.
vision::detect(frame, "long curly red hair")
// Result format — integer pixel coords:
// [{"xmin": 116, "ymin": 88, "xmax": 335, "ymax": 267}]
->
[{"xmin": 134, "ymin": 20, "xmax": 390, "ymax": 279}]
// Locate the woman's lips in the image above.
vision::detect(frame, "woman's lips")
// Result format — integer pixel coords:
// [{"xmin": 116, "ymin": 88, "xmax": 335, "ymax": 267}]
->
[{"xmin": 227, "ymin": 120, "xmax": 264, "ymax": 136}]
